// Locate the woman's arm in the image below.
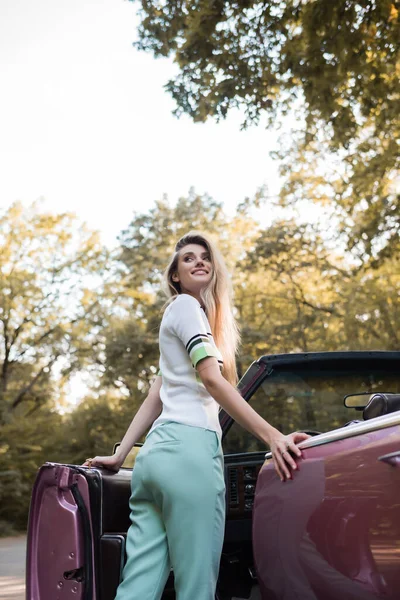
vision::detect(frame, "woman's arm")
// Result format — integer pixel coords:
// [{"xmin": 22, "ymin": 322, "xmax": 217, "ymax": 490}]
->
[
  {"xmin": 197, "ymin": 358, "xmax": 309, "ymax": 481},
  {"xmin": 81, "ymin": 375, "xmax": 163, "ymax": 471},
  {"xmin": 115, "ymin": 375, "xmax": 163, "ymax": 463}
]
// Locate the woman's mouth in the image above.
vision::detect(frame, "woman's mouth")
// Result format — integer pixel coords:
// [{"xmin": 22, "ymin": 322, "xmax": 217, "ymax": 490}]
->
[{"xmin": 192, "ymin": 269, "xmax": 208, "ymax": 275}]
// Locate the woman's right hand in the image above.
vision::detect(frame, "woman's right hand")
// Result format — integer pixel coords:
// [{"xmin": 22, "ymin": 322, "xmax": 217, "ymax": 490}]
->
[
  {"xmin": 81, "ymin": 454, "xmax": 123, "ymax": 472},
  {"xmin": 268, "ymin": 429, "xmax": 310, "ymax": 481}
]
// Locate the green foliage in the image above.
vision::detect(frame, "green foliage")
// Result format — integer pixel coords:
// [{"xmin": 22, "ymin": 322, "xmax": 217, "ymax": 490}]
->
[
  {"xmin": 0, "ymin": 406, "xmax": 63, "ymax": 532},
  {"xmin": 0, "ymin": 201, "xmax": 112, "ymax": 534},
  {"xmin": 0, "ymin": 201, "xmax": 110, "ymax": 426},
  {"xmin": 1, "ymin": 192, "xmax": 398, "ymax": 532},
  {"xmin": 0, "ymin": 395, "xmax": 137, "ymax": 534},
  {"xmin": 118, "ymin": 189, "xmax": 228, "ymax": 288},
  {"xmin": 103, "ymin": 190, "xmax": 255, "ymax": 394},
  {"xmin": 133, "ymin": 1, "xmax": 399, "ymax": 135},
  {"xmin": 52, "ymin": 394, "xmax": 142, "ymax": 466},
  {"xmin": 102, "ymin": 316, "xmax": 161, "ymax": 395},
  {"xmin": 237, "ymin": 217, "xmax": 399, "ymax": 360},
  {"xmin": 109, "ymin": 193, "xmax": 400, "ymax": 393},
  {"xmin": 132, "ymin": 0, "xmax": 400, "ymax": 260},
  {"xmin": 274, "ymin": 126, "xmax": 400, "ymax": 263}
]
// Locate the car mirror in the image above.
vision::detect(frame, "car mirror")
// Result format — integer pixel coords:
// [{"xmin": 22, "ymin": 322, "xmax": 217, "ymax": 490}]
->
[{"xmin": 344, "ymin": 392, "xmax": 374, "ymax": 409}]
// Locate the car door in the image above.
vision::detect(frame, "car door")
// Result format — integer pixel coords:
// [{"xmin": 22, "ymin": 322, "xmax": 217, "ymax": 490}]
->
[
  {"xmin": 253, "ymin": 417, "xmax": 400, "ymax": 600},
  {"xmin": 221, "ymin": 352, "xmax": 400, "ymax": 600}
]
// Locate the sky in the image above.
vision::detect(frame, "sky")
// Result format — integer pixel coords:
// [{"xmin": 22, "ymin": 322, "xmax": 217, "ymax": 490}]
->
[
  {"xmin": 0, "ymin": 0, "xmax": 319, "ymax": 408},
  {"xmin": 0, "ymin": 0, "xmax": 290, "ymax": 248}
]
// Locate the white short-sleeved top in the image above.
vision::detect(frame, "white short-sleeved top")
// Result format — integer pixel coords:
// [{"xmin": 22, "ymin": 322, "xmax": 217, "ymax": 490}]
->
[{"xmin": 148, "ymin": 293, "xmax": 224, "ymax": 437}]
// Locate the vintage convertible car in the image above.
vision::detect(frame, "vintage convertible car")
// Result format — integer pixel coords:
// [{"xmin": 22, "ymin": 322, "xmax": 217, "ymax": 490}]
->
[{"xmin": 26, "ymin": 351, "xmax": 400, "ymax": 600}]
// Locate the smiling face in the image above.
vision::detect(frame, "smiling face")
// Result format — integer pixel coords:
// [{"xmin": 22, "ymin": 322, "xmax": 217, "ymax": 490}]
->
[{"xmin": 171, "ymin": 243, "xmax": 213, "ymax": 297}]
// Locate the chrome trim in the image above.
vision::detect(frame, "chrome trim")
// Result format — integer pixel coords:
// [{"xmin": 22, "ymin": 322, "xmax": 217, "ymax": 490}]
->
[
  {"xmin": 378, "ymin": 450, "xmax": 400, "ymax": 462},
  {"xmin": 265, "ymin": 411, "xmax": 400, "ymax": 458}
]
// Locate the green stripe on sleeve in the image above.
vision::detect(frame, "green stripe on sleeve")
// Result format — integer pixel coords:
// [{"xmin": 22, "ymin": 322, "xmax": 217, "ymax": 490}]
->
[
  {"xmin": 191, "ymin": 346, "xmax": 215, "ymax": 367},
  {"xmin": 190, "ymin": 344, "xmax": 223, "ymax": 368}
]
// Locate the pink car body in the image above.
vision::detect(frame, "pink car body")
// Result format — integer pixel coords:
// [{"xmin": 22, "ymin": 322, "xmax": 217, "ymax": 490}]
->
[{"xmin": 253, "ymin": 419, "xmax": 400, "ymax": 600}]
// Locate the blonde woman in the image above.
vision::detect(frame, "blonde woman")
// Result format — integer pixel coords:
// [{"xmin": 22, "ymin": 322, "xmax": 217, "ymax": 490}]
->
[{"xmin": 83, "ymin": 232, "xmax": 309, "ymax": 600}]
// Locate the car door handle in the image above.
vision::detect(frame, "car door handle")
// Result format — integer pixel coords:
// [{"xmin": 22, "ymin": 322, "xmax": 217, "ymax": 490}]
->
[{"xmin": 378, "ymin": 450, "xmax": 400, "ymax": 466}]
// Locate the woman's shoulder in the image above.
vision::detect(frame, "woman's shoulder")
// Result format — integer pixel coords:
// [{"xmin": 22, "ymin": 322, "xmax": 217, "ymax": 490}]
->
[
  {"xmin": 163, "ymin": 294, "xmax": 203, "ymax": 325},
  {"xmin": 174, "ymin": 293, "xmax": 201, "ymax": 306}
]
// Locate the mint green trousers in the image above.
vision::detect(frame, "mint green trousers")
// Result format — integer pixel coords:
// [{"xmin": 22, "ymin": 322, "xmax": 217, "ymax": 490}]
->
[{"xmin": 114, "ymin": 421, "xmax": 226, "ymax": 600}]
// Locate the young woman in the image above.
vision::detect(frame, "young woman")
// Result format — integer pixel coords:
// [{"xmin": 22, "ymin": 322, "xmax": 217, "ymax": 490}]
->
[{"xmin": 83, "ymin": 231, "xmax": 309, "ymax": 600}]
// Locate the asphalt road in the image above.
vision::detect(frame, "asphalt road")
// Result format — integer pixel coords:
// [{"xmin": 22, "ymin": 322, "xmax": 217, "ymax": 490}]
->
[
  {"xmin": 0, "ymin": 534, "xmax": 261, "ymax": 600},
  {"xmin": 0, "ymin": 536, "xmax": 26, "ymax": 600}
]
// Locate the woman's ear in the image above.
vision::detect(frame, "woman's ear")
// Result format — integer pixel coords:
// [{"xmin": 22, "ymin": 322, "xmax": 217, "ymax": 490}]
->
[{"xmin": 172, "ymin": 273, "xmax": 180, "ymax": 282}]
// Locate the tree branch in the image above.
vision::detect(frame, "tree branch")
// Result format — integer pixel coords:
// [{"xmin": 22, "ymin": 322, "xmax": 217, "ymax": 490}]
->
[{"xmin": 11, "ymin": 356, "xmax": 59, "ymax": 410}]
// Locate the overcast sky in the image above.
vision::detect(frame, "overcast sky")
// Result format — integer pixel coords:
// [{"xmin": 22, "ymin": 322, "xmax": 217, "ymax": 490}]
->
[{"xmin": 0, "ymin": 0, "xmax": 289, "ymax": 247}]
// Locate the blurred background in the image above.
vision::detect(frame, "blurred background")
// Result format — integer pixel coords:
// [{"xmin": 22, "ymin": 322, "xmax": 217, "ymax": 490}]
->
[{"xmin": 0, "ymin": 0, "xmax": 399, "ymax": 555}]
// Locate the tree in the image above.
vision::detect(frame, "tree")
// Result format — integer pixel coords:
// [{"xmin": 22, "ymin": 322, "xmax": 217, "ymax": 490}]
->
[
  {"xmin": 240, "ymin": 217, "xmax": 399, "ymax": 356},
  {"xmin": 131, "ymin": 0, "xmax": 400, "ymax": 258},
  {"xmin": 0, "ymin": 201, "xmax": 109, "ymax": 426},
  {"xmin": 0, "ymin": 391, "xmax": 135, "ymax": 533},
  {"xmin": 236, "ymin": 219, "xmax": 345, "ymax": 358},
  {"xmin": 107, "ymin": 191, "xmax": 400, "ymax": 398},
  {"xmin": 102, "ymin": 189, "xmax": 259, "ymax": 392},
  {"xmin": 0, "ymin": 406, "xmax": 63, "ymax": 532},
  {"xmin": 132, "ymin": 1, "xmax": 399, "ymax": 136},
  {"xmin": 0, "ymin": 201, "xmax": 115, "ymax": 533},
  {"xmin": 118, "ymin": 189, "xmax": 228, "ymax": 287},
  {"xmin": 53, "ymin": 393, "xmax": 139, "ymax": 466},
  {"xmin": 274, "ymin": 126, "xmax": 400, "ymax": 265},
  {"xmin": 2, "ymin": 192, "xmax": 398, "ymax": 533}
]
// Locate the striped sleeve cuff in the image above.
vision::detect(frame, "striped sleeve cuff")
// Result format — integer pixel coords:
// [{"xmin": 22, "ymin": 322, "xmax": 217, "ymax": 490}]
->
[{"xmin": 186, "ymin": 334, "xmax": 223, "ymax": 369}]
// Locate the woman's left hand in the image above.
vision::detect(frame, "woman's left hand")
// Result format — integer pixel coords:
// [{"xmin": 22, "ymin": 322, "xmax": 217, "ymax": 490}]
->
[
  {"xmin": 81, "ymin": 454, "xmax": 123, "ymax": 472},
  {"xmin": 268, "ymin": 430, "xmax": 311, "ymax": 481}
]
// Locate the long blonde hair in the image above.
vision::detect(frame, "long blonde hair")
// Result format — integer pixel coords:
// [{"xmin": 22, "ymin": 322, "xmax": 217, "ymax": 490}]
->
[{"xmin": 163, "ymin": 231, "xmax": 240, "ymax": 386}]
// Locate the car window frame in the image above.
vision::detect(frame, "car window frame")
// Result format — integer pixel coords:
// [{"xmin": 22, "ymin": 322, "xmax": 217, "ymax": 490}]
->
[{"xmin": 220, "ymin": 352, "xmax": 400, "ymax": 456}]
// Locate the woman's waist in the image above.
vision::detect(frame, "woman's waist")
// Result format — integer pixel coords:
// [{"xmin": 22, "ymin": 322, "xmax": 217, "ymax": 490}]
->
[
  {"xmin": 148, "ymin": 411, "xmax": 222, "ymax": 438},
  {"xmin": 146, "ymin": 418, "xmax": 222, "ymax": 448}
]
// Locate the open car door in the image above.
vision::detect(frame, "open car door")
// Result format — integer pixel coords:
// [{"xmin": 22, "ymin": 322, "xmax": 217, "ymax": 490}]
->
[{"xmin": 26, "ymin": 462, "xmax": 135, "ymax": 600}]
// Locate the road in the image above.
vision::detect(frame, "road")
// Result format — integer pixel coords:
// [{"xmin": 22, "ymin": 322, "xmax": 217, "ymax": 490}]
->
[
  {"xmin": 0, "ymin": 534, "xmax": 261, "ymax": 600},
  {"xmin": 0, "ymin": 536, "xmax": 26, "ymax": 600}
]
